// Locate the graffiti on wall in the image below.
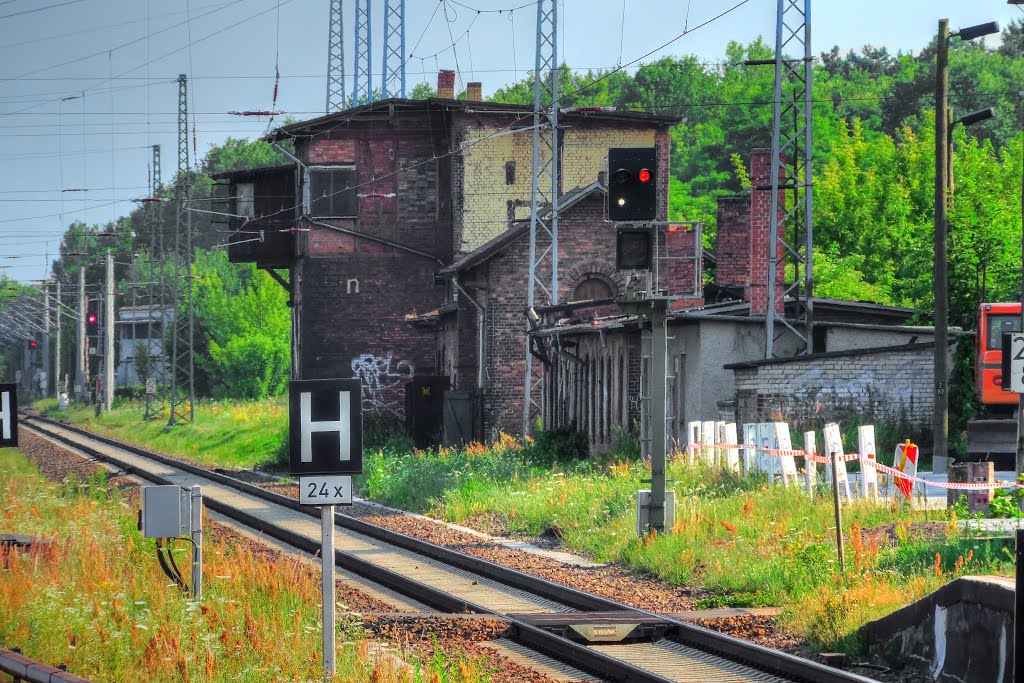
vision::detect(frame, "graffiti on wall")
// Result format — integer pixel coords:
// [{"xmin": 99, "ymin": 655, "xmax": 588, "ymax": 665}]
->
[{"xmin": 351, "ymin": 352, "xmax": 415, "ymax": 416}]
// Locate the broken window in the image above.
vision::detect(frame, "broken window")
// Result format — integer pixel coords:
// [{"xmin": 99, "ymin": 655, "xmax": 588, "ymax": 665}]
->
[
  {"xmin": 505, "ymin": 161, "xmax": 516, "ymax": 185},
  {"xmin": 309, "ymin": 167, "xmax": 357, "ymax": 217},
  {"xmin": 235, "ymin": 182, "xmax": 255, "ymax": 217}
]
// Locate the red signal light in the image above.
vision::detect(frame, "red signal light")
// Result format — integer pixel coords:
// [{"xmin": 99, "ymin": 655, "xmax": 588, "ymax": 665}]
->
[
  {"xmin": 87, "ymin": 314, "xmax": 97, "ymax": 324},
  {"xmin": 29, "ymin": 340, "xmax": 37, "ymax": 348},
  {"xmin": 638, "ymin": 168, "xmax": 652, "ymax": 183}
]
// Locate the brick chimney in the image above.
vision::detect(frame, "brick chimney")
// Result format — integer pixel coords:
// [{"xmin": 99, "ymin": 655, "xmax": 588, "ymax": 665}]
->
[
  {"xmin": 438, "ymin": 70, "xmax": 456, "ymax": 99},
  {"xmin": 714, "ymin": 149, "xmax": 785, "ymax": 316},
  {"xmin": 466, "ymin": 81, "xmax": 482, "ymax": 102}
]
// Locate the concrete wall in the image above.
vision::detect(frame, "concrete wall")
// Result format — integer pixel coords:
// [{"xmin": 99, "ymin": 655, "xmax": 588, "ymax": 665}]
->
[
  {"xmin": 865, "ymin": 575, "xmax": 1014, "ymax": 683},
  {"xmin": 731, "ymin": 342, "xmax": 937, "ymax": 427},
  {"xmin": 826, "ymin": 323, "xmax": 935, "ymax": 354}
]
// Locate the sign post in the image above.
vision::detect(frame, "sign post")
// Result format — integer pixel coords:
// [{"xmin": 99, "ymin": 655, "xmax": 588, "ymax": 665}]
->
[
  {"xmin": 289, "ymin": 378, "xmax": 361, "ymax": 678},
  {"xmin": 0, "ymin": 384, "xmax": 18, "ymax": 447}
]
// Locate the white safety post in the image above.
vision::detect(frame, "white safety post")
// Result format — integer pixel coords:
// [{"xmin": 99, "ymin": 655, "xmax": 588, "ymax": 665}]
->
[
  {"xmin": 322, "ymin": 505, "xmax": 335, "ymax": 676},
  {"xmin": 858, "ymin": 425, "xmax": 879, "ymax": 500},
  {"xmin": 742, "ymin": 424, "xmax": 758, "ymax": 477},
  {"xmin": 774, "ymin": 423, "xmax": 798, "ymax": 487},
  {"xmin": 803, "ymin": 431, "xmax": 816, "ymax": 498},
  {"xmin": 190, "ymin": 486, "xmax": 202, "ymax": 601},
  {"xmin": 756, "ymin": 423, "xmax": 777, "ymax": 484},
  {"xmin": 687, "ymin": 421, "xmax": 702, "ymax": 464},
  {"xmin": 700, "ymin": 420, "xmax": 715, "ymax": 465},
  {"xmin": 714, "ymin": 420, "xmax": 726, "ymax": 467},
  {"xmin": 723, "ymin": 423, "xmax": 740, "ymax": 474},
  {"xmin": 823, "ymin": 422, "xmax": 850, "ymax": 503}
]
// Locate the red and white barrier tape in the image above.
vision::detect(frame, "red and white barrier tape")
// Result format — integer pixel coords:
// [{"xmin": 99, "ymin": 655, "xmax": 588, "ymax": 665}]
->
[{"xmin": 685, "ymin": 442, "xmax": 1019, "ymax": 491}]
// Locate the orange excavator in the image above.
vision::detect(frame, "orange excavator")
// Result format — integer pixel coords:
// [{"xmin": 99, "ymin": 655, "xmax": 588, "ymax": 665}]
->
[{"xmin": 968, "ymin": 302, "xmax": 1021, "ymax": 462}]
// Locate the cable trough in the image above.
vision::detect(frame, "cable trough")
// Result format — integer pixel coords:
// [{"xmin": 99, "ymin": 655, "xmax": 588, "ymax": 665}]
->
[{"xmin": 22, "ymin": 413, "xmax": 878, "ymax": 683}]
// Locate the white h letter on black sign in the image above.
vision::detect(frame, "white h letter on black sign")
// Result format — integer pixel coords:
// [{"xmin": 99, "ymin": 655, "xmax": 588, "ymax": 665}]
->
[
  {"xmin": 300, "ymin": 391, "xmax": 350, "ymax": 463},
  {"xmin": 0, "ymin": 391, "xmax": 9, "ymax": 441}
]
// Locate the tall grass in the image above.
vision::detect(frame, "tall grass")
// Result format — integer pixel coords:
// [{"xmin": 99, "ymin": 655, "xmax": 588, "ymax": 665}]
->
[
  {"xmin": 0, "ymin": 448, "xmax": 494, "ymax": 682},
  {"xmin": 35, "ymin": 398, "xmax": 288, "ymax": 470},
  {"xmin": 359, "ymin": 436, "xmax": 1014, "ymax": 654}
]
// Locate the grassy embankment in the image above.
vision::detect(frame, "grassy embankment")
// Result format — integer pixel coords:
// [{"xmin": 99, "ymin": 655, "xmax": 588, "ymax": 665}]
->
[
  {"xmin": 34, "ymin": 398, "xmax": 286, "ymax": 469},
  {"xmin": 0, "ymin": 448, "xmax": 491, "ymax": 682},
  {"xmin": 36, "ymin": 398, "xmax": 1006, "ymax": 653}
]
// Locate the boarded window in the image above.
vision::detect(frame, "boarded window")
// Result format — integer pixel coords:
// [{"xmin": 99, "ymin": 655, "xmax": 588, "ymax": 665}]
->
[
  {"xmin": 505, "ymin": 161, "xmax": 516, "ymax": 185},
  {"xmin": 572, "ymin": 278, "xmax": 613, "ymax": 302},
  {"xmin": 310, "ymin": 167, "xmax": 357, "ymax": 217}
]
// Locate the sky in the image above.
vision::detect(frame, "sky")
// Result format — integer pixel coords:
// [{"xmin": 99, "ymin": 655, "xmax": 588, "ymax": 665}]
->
[{"xmin": 0, "ymin": 0, "xmax": 1021, "ymax": 284}]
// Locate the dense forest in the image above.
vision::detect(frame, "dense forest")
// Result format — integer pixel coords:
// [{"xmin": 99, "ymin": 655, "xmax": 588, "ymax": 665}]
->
[{"xmin": 9, "ymin": 25, "xmax": 1024, "ymax": 398}]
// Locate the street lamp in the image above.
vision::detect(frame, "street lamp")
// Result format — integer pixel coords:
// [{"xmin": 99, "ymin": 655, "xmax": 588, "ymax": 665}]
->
[{"xmin": 934, "ymin": 19, "xmax": 999, "ymax": 468}]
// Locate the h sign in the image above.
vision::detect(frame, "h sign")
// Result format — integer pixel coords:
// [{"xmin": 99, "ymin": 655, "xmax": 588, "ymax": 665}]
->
[
  {"xmin": 0, "ymin": 384, "xmax": 18, "ymax": 448},
  {"xmin": 289, "ymin": 378, "xmax": 362, "ymax": 475}
]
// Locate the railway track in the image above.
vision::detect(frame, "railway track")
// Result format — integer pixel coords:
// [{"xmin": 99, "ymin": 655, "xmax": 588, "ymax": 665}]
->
[{"xmin": 21, "ymin": 413, "xmax": 878, "ymax": 683}]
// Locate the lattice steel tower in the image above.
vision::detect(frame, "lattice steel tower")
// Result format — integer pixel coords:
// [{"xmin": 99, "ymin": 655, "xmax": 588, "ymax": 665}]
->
[
  {"xmin": 327, "ymin": 0, "xmax": 346, "ymax": 112},
  {"xmin": 522, "ymin": 0, "xmax": 559, "ymax": 435},
  {"xmin": 168, "ymin": 75, "xmax": 195, "ymax": 426},
  {"xmin": 382, "ymin": 0, "xmax": 405, "ymax": 98},
  {"xmin": 765, "ymin": 0, "xmax": 814, "ymax": 357},
  {"xmin": 144, "ymin": 144, "xmax": 166, "ymax": 421},
  {"xmin": 352, "ymin": 0, "xmax": 372, "ymax": 104}
]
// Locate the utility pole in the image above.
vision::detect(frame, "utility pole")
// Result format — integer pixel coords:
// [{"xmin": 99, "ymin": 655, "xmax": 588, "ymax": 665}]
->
[
  {"xmin": 169, "ymin": 74, "xmax": 195, "ymax": 426},
  {"xmin": 522, "ymin": 0, "xmax": 559, "ymax": 435},
  {"xmin": 934, "ymin": 18, "xmax": 950, "ymax": 466},
  {"xmin": 326, "ymin": 0, "xmax": 346, "ymax": 112},
  {"xmin": 78, "ymin": 266, "xmax": 86, "ymax": 400},
  {"xmin": 104, "ymin": 249, "xmax": 115, "ymax": 412},
  {"xmin": 353, "ymin": 0, "xmax": 372, "ymax": 105},
  {"xmin": 382, "ymin": 0, "xmax": 406, "ymax": 98},
  {"xmin": 55, "ymin": 280, "xmax": 61, "ymax": 396},
  {"xmin": 43, "ymin": 282, "xmax": 51, "ymax": 397},
  {"xmin": 765, "ymin": 0, "xmax": 814, "ymax": 357}
]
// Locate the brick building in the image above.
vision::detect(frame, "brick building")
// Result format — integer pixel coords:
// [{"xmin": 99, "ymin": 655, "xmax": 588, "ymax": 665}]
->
[
  {"xmin": 221, "ymin": 73, "xmax": 680, "ymax": 431},
  {"xmin": 532, "ymin": 149, "xmax": 933, "ymax": 453}
]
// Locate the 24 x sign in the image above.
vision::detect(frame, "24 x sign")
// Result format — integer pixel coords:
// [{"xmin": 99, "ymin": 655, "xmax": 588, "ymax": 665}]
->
[{"xmin": 298, "ymin": 475, "xmax": 352, "ymax": 505}]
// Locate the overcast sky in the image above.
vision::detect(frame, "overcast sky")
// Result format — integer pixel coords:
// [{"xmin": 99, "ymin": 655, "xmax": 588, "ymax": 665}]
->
[{"xmin": 0, "ymin": 0, "xmax": 1020, "ymax": 283}]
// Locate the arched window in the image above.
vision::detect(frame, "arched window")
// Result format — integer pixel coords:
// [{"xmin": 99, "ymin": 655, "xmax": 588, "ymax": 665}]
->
[{"xmin": 572, "ymin": 278, "xmax": 613, "ymax": 302}]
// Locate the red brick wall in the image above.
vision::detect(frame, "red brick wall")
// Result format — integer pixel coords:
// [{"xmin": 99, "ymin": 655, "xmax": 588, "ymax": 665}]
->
[
  {"xmin": 714, "ymin": 150, "xmax": 784, "ymax": 315},
  {"xmin": 294, "ymin": 117, "xmax": 451, "ymax": 419}
]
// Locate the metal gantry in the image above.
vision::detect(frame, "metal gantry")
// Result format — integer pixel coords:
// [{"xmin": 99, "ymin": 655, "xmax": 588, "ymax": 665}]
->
[
  {"xmin": 522, "ymin": 0, "xmax": 559, "ymax": 435},
  {"xmin": 327, "ymin": 0, "xmax": 347, "ymax": 112},
  {"xmin": 382, "ymin": 0, "xmax": 406, "ymax": 99},
  {"xmin": 352, "ymin": 0, "xmax": 372, "ymax": 105},
  {"xmin": 168, "ymin": 75, "xmax": 195, "ymax": 426},
  {"xmin": 766, "ymin": 0, "xmax": 814, "ymax": 357}
]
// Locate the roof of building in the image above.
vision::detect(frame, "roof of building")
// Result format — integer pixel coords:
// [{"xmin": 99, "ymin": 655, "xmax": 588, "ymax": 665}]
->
[
  {"xmin": 209, "ymin": 164, "xmax": 294, "ymax": 181},
  {"xmin": 267, "ymin": 98, "xmax": 680, "ymax": 141},
  {"xmin": 441, "ymin": 182, "xmax": 607, "ymax": 274}
]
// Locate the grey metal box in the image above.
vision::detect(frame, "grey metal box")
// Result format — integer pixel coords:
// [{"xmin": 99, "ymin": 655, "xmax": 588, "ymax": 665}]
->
[
  {"xmin": 141, "ymin": 485, "xmax": 191, "ymax": 538},
  {"xmin": 636, "ymin": 489, "xmax": 675, "ymax": 537}
]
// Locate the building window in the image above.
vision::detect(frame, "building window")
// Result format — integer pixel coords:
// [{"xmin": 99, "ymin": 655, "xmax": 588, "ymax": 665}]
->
[
  {"xmin": 505, "ymin": 161, "xmax": 516, "ymax": 185},
  {"xmin": 235, "ymin": 182, "xmax": 255, "ymax": 217},
  {"xmin": 310, "ymin": 167, "xmax": 357, "ymax": 217},
  {"xmin": 572, "ymin": 278, "xmax": 613, "ymax": 302}
]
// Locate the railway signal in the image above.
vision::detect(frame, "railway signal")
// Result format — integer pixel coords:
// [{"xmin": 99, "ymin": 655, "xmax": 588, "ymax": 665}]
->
[
  {"xmin": 608, "ymin": 147, "xmax": 656, "ymax": 222},
  {"xmin": 86, "ymin": 300, "xmax": 99, "ymax": 338}
]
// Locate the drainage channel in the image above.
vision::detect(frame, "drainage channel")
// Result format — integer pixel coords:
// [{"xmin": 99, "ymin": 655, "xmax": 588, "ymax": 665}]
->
[{"xmin": 23, "ymin": 415, "xmax": 879, "ymax": 683}]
